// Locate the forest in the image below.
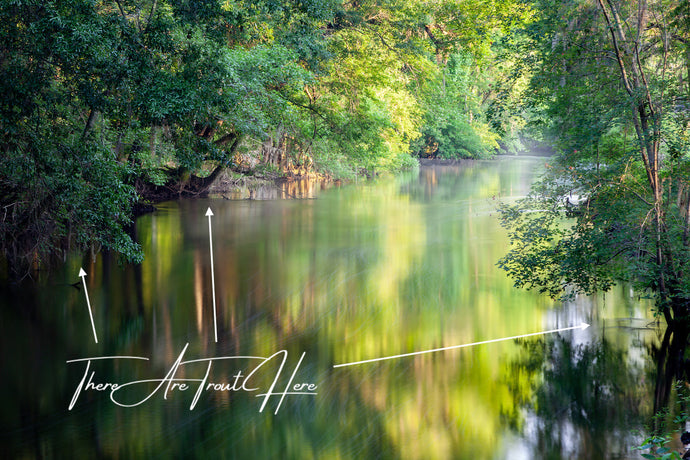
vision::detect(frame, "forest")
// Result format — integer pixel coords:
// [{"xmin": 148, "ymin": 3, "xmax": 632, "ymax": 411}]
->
[
  {"xmin": 1, "ymin": 0, "xmax": 535, "ymax": 276},
  {"xmin": 1, "ymin": 0, "xmax": 689, "ymax": 326}
]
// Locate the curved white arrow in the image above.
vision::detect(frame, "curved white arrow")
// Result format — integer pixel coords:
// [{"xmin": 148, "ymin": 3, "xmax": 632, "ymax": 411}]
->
[{"xmin": 333, "ymin": 323, "xmax": 590, "ymax": 368}]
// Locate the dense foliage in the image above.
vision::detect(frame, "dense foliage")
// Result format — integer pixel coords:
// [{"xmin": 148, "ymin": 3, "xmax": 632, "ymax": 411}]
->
[
  {"xmin": 498, "ymin": 0, "xmax": 690, "ymax": 324},
  {"xmin": 0, "ymin": 0, "xmax": 532, "ymax": 276}
]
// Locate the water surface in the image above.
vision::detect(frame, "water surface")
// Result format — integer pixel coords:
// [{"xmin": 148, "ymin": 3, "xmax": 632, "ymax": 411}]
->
[{"xmin": 1, "ymin": 157, "xmax": 661, "ymax": 459}]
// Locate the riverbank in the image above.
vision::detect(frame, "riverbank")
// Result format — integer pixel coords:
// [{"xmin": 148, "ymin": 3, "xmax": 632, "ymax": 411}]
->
[{"xmin": 207, "ymin": 169, "xmax": 332, "ymax": 200}]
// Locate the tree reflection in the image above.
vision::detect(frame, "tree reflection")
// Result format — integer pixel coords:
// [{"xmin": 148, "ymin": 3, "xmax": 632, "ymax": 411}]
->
[
  {"xmin": 651, "ymin": 324, "xmax": 690, "ymax": 436},
  {"xmin": 508, "ymin": 333, "xmax": 655, "ymax": 459}
]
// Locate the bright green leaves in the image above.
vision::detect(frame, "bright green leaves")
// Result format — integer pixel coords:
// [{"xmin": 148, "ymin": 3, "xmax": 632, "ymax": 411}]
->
[
  {"xmin": 1, "ymin": 0, "xmax": 542, "ymax": 272},
  {"xmin": 305, "ymin": 0, "xmax": 536, "ymax": 167},
  {"xmin": 410, "ymin": 0, "xmax": 535, "ymax": 159},
  {"xmin": 417, "ymin": 51, "xmax": 501, "ymax": 159},
  {"xmin": 313, "ymin": 25, "xmax": 423, "ymax": 172}
]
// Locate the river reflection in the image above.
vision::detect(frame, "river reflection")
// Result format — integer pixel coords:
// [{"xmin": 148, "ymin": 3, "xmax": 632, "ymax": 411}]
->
[{"xmin": 0, "ymin": 156, "xmax": 664, "ymax": 459}]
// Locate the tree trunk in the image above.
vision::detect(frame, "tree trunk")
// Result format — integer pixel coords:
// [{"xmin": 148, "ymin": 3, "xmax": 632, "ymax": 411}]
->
[
  {"xmin": 262, "ymin": 126, "xmax": 286, "ymax": 170},
  {"xmin": 597, "ymin": 0, "xmax": 679, "ymax": 320}
]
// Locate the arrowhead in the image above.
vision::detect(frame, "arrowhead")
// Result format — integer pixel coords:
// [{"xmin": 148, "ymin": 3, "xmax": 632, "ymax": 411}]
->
[
  {"xmin": 580, "ymin": 322, "xmax": 590, "ymax": 330},
  {"xmin": 78, "ymin": 268, "xmax": 87, "ymax": 277},
  {"xmin": 205, "ymin": 207, "xmax": 214, "ymax": 217}
]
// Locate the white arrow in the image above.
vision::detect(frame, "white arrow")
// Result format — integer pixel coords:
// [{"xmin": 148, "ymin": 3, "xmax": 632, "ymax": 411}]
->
[
  {"xmin": 206, "ymin": 207, "xmax": 218, "ymax": 343},
  {"xmin": 333, "ymin": 323, "xmax": 590, "ymax": 368},
  {"xmin": 78, "ymin": 267, "xmax": 98, "ymax": 344}
]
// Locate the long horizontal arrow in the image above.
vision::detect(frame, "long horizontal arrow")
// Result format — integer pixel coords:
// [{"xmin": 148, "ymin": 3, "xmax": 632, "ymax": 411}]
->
[{"xmin": 333, "ymin": 322, "xmax": 590, "ymax": 368}]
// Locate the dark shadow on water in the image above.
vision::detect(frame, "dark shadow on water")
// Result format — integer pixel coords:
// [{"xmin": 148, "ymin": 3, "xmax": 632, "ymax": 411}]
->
[
  {"xmin": 507, "ymin": 333, "xmax": 657, "ymax": 459},
  {"xmin": 503, "ymin": 322, "xmax": 690, "ymax": 459},
  {"xmin": 652, "ymin": 323, "xmax": 690, "ymax": 432}
]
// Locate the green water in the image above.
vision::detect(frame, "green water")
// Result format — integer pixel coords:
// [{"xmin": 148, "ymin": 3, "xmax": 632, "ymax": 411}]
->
[{"xmin": 1, "ymin": 157, "xmax": 662, "ymax": 459}]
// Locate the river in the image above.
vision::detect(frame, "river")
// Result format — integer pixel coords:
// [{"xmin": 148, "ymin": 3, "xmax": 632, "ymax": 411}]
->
[{"xmin": 1, "ymin": 156, "xmax": 664, "ymax": 459}]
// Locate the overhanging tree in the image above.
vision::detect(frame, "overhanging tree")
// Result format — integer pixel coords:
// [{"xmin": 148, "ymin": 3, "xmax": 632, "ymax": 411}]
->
[
  {"xmin": 0, "ymin": 0, "xmax": 331, "ymax": 277},
  {"xmin": 499, "ymin": 0, "xmax": 690, "ymax": 324}
]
